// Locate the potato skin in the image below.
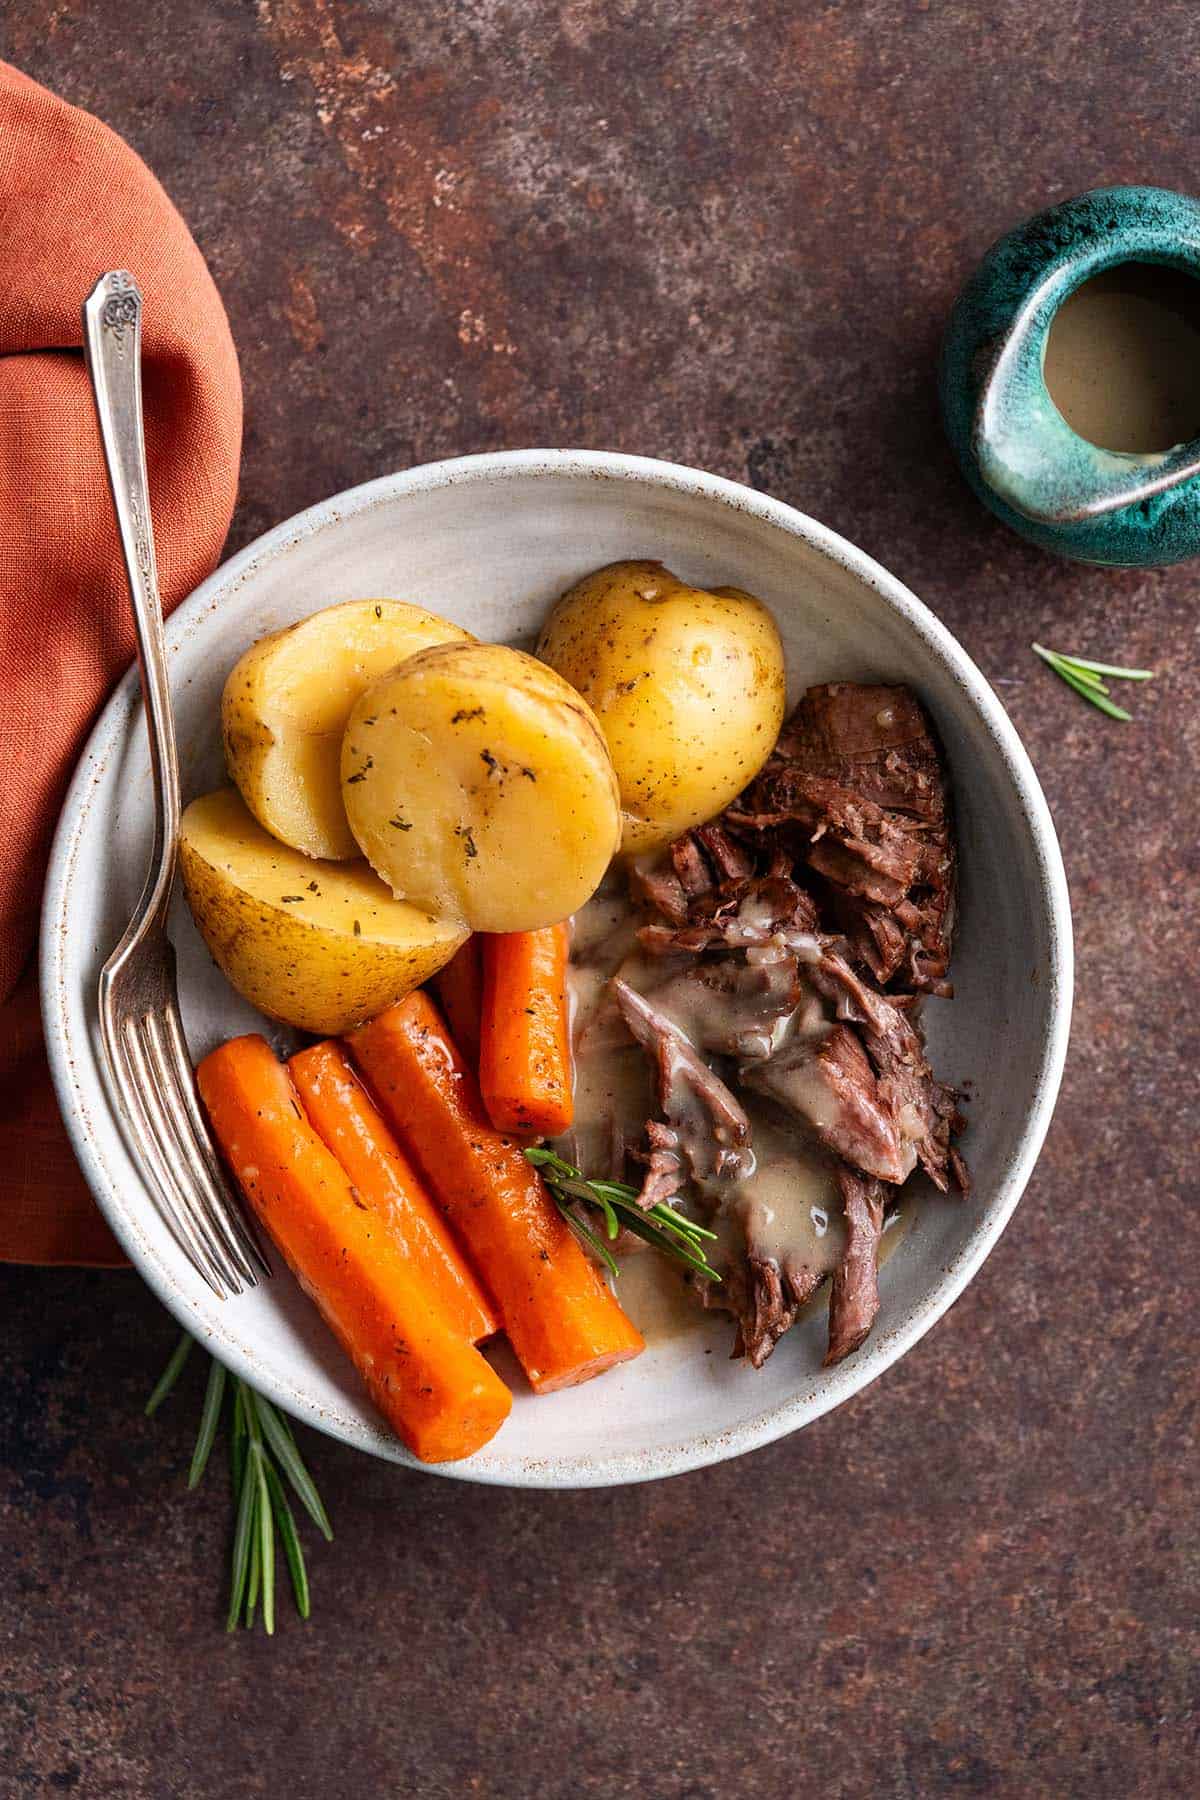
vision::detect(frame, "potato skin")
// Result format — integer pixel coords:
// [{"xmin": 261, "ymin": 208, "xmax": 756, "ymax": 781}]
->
[
  {"xmin": 340, "ymin": 642, "xmax": 621, "ymax": 933},
  {"xmin": 221, "ymin": 599, "xmax": 474, "ymax": 862},
  {"xmin": 536, "ymin": 561, "xmax": 786, "ymax": 854},
  {"xmin": 180, "ymin": 788, "xmax": 466, "ymax": 1034}
]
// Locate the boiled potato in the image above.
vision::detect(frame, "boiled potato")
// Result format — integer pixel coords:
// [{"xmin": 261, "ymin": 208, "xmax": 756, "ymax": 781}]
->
[
  {"xmin": 180, "ymin": 788, "xmax": 466, "ymax": 1033},
  {"xmin": 222, "ymin": 599, "xmax": 474, "ymax": 861},
  {"xmin": 536, "ymin": 560, "xmax": 786, "ymax": 854},
  {"xmin": 340, "ymin": 643, "xmax": 620, "ymax": 933}
]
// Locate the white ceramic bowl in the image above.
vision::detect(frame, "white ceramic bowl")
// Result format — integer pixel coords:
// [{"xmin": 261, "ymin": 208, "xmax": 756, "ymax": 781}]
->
[{"xmin": 41, "ymin": 450, "xmax": 1072, "ymax": 1487}]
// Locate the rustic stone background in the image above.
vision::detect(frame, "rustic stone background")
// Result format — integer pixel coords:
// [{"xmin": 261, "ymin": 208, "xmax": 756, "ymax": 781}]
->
[{"xmin": 1, "ymin": 3, "xmax": 1196, "ymax": 1795}]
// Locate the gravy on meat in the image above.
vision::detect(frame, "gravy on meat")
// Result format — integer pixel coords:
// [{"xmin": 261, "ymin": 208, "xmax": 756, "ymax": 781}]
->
[{"xmin": 559, "ymin": 877, "xmax": 908, "ymax": 1340}]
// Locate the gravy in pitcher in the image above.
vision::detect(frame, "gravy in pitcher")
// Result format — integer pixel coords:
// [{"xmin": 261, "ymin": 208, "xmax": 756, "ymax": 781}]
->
[{"xmin": 1044, "ymin": 262, "xmax": 1200, "ymax": 453}]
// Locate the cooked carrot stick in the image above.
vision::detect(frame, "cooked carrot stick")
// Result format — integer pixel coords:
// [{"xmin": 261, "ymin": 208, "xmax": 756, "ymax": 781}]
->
[
  {"xmin": 479, "ymin": 924, "xmax": 574, "ymax": 1138},
  {"xmin": 196, "ymin": 1035, "xmax": 511, "ymax": 1463},
  {"xmin": 347, "ymin": 994, "xmax": 644, "ymax": 1393},
  {"xmin": 433, "ymin": 936, "xmax": 484, "ymax": 1070},
  {"xmin": 288, "ymin": 1039, "xmax": 498, "ymax": 1345}
]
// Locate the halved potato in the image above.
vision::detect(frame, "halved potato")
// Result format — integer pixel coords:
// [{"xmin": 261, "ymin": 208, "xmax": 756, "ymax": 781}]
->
[
  {"xmin": 340, "ymin": 642, "xmax": 621, "ymax": 933},
  {"xmin": 221, "ymin": 599, "xmax": 474, "ymax": 860},
  {"xmin": 536, "ymin": 560, "xmax": 786, "ymax": 854},
  {"xmin": 180, "ymin": 788, "xmax": 466, "ymax": 1034}
]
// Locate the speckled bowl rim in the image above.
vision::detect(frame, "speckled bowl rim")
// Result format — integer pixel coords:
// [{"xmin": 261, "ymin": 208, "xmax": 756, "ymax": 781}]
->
[{"xmin": 41, "ymin": 448, "xmax": 1073, "ymax": 1488}]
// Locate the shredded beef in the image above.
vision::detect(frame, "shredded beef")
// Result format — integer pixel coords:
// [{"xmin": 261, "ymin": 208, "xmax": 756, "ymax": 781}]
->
[
  {"xmin": 637, "ymin": 871, "xmax": 819, "ymax": 957},
  {"xmin": 742, "ymin": 1022, "xmax": 917, "ymax": 1185},
  {"xmin": 735, "ymin": 683, "xmax": 956, "ymax": 993},
  {"xmin": 638, "ymin": 1119, "xmax": 687, "ymax": 1208},
  {"xmin": 806, "ymin": 938, "xmax": 965, "ymax": 1194},
  {"xmin": 607, "ymin": 679, "xmax": 967, "ymax": 1371},
  {"xmin": 824, "ymin": 1168, "xmax": 887, "ymax": 1366},
  {"xmin": 693, "ymin": 821, "xmax": 755, "ymax": 885},
  {"xmin": 611, "ymin": 979, "xmax": 753, "ymax": 1203},
  {"xmin": 670, "ymin": 832, "xmax": 715, "ymax": 899},
  {"xmin": 627, "ymin": 860, "xmax": 688, "ymax": 924},
  {"xmin": 707, "ymin": 1248, "xmax": 825, "ymax": 1371}
]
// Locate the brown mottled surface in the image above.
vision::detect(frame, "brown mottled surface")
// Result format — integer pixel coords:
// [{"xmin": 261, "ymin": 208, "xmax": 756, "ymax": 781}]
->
[{"xmin": 1, "ymin": 4, "xmax": 1196, "ymax": 1796}]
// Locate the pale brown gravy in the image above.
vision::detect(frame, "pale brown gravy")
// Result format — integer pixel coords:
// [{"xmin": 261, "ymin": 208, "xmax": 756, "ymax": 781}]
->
[
  {"xmin": 560, "ymin": 878, "xmax": 908, "ymax": 1343},
  {"xmin": 1044, "ymin": 262, "xmax": 1200, "ymax": 453}
]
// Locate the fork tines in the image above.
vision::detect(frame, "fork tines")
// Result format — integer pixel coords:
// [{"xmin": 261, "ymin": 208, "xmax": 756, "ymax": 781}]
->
[{"xmin": 101, "ymin": 971, "xmax": 269, "ymax": 1299}]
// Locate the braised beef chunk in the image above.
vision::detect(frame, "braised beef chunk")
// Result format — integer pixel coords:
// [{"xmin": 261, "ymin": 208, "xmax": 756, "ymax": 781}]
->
[
  {"xmin": 824, "ymin": 1168, "xmax": 886, "ymax": 1366},
  {"xmin": 806, "ymin": 938, "xmax": 965, "ymax": 1194},
  {"xmin": 612, "ymin": 979, "xmax": 753, "ymax": 1203},
  {"xmin": 627, "ymin": 860, "xmax": 689, "ymax": 924},
  {"xmin": 736, "ymin": 683, "xmax": 956, "ymax": 993},
  {"xmin": 636, "ymin": 871, "xmax": 819, "ymax": 957},
  {"xmin": 707, "ymin": 1248, "xmax": 824, "ymax": 1370},
  {"xmin": 693, "ymin": 821, "xmax": 755, "ymax": 886},
  {"xmin": 742, "ymin": 1022, "xmax": 917, "ymax": 1186},
  {"xmin": 639, "ymin": 1118, "xmax": 687, "ymax": 1208},
  {"xmin": 670, "ymin": 831, "xmax": 715, "ymax": 899}
]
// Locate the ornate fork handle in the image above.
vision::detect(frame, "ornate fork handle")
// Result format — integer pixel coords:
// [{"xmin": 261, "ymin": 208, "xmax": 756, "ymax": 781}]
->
[{"xmin": 82, "ymin": 271, "xmax": 180, "ymax": 931}]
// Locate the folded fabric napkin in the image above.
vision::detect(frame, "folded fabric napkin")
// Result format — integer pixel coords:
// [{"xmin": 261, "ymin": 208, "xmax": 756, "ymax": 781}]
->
[{"xmin": 0, "ymin": 61, "xmax": 242, "ymax": 1264}]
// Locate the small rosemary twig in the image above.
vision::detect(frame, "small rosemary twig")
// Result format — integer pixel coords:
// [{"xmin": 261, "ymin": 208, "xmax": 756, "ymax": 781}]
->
[
  {"xmin": 1032, "ymin": 643, "xmax": 1155, "ymax": 722},
  {"xmin": 525, "ymin": 1147, "xmax": 723, "ymax": 1283}
]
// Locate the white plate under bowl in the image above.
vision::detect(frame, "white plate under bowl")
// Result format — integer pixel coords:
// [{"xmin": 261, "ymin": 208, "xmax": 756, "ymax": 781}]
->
[{"xmin": 41, "ymin": 450, "xmax": 1072, "ymax": 1488}]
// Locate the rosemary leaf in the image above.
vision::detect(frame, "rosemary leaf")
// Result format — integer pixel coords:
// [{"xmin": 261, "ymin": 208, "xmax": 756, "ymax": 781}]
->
[
  {"xmin": 255, "ymin": 1395, "xmax": 333, "ymax": 1542},
  {"xmin": 1054, "ymin": 657, "xmax": 1109, "ymax": 691},
  {"xmin": 274, "ymin": 1408, "xmax": 301, "ymax": 1454},
  {"xmin": 145, "ymin": 1331, "xmax": 193, "ymax": 1417},
  {"xmin": 615, "ymin": 1205, "xmax": 721, "ymax": 1278},
  {"xmin": 538, "ymin": 1169, "xmax": 609, "ymax": 1209},
  {"xmin": 252, "ymin": 1442, "xmax": 276, "ymax": 1636},
  {"xmin": 226, "ymin": 1438, "xmax": 258, "ymax": 1632},
  {"xmin": 241, "ymin": 1381, "xmax": 263, "ymax": 1448},
  {"xmin": 555, "ymin": 1200, "xmax": 621, "ymax": 1277},
  {"xmin": 188, "ymin": 1358, "xmax": 226, "ymax": 1491},
  {"xmin": 230, "ymin": 1380, "xmax": 247, "ymax": 1502},
  {"xmin": 265, "ymin": 1461, "xmax": 311, "ymax": 1621},
  {"xmin": 636, "ymin": 1203, "xmax": 697, "ymax": 1244},
  {"xmin": 646, "ymin": 1202, "xmax": 719, "ymax": 1244},
  {"xmin": 584, "ymin": 1178, "xmax": 643, "ymax": 1204},
  {"xmin": 591, "ymin": 1188, "xmax": 621, "ymax": 1240},
  {"xmin": 1053, "ymin": 660, "xmax": 1134, "ymax": 721},
  {"xmin": 244, "ymin": 1475, "xmax": 261, "ymax": 1629},
  {"xmin": 1051, "ymin": 650, "xmax": 1154, "ymax": 680}
]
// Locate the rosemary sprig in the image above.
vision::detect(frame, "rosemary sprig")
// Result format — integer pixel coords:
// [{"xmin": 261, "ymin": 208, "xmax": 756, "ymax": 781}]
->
[
  {"xmin": 1032, "ymin": 643, "xmax": 1155, "ymax": 722},
  {"xmin": 144, "ymin": 1331, "xmax": 192, "ymax": 1415},
  {"xmin": 147, "ymin": 1331, "xmax": 332, "ymax": 1633},
  {"xmin": 525, "ymin": 1146, "xmax": 723, "ymax": 1282}
]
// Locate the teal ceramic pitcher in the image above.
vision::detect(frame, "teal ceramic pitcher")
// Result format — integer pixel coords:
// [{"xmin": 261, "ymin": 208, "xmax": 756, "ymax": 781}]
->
[{"xmin": 940, "ymin": 185, "xmax": 1200, "ymax": 566}]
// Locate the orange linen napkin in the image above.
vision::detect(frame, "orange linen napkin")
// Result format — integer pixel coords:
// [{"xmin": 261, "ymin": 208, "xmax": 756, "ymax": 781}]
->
[{"xmin": 0, "ymin": 62, "xmax": 242, "ymax": 1265}]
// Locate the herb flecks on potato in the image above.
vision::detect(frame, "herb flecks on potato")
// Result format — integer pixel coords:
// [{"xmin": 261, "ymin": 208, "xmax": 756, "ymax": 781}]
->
[
  {"xmin": 221, "ymin": 599, "xmax": 474, "ymax": 862},
  {"xmin": 536, "ymin": 560, "xmax": 786, "ymax": 855},
  {"xmin": 180, "ymin": 787, "xmax": 466, "ymax": 1034},
  {"xmin": 340, "ymin": 642, "xmax": 621, "ymax": 934}
]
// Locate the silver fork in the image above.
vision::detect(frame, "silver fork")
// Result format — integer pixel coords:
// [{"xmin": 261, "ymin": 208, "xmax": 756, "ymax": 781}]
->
[{"xmin": 83, "ymin": 270, "xmax": 269, "ymax": 1299}]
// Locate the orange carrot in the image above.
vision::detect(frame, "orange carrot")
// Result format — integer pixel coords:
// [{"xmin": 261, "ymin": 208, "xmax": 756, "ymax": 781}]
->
[
  {"xmin": 433, "ymin": 936, "xmax": 484, "ymax": 1070},
  {"xmin": 479, "ymin": 924, "xmax": 574, "ymax": 1138},
  {"xmin": 347, "ymin": 994, "xmax": 644, "ymax": 1393},
  {"xmin": 197, "ymin": 1035, "xmax": 511, "ymax": 1463},
  {"xmin": 288, "ymin": 1039, "xmax": 498, "ymax": 1345}
]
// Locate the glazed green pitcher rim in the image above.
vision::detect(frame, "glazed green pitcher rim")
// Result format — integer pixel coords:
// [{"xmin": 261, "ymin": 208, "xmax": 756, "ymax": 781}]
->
[{"xmin": 973, "ymin": 185, "xmax": 1200, "ymax": 525}]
